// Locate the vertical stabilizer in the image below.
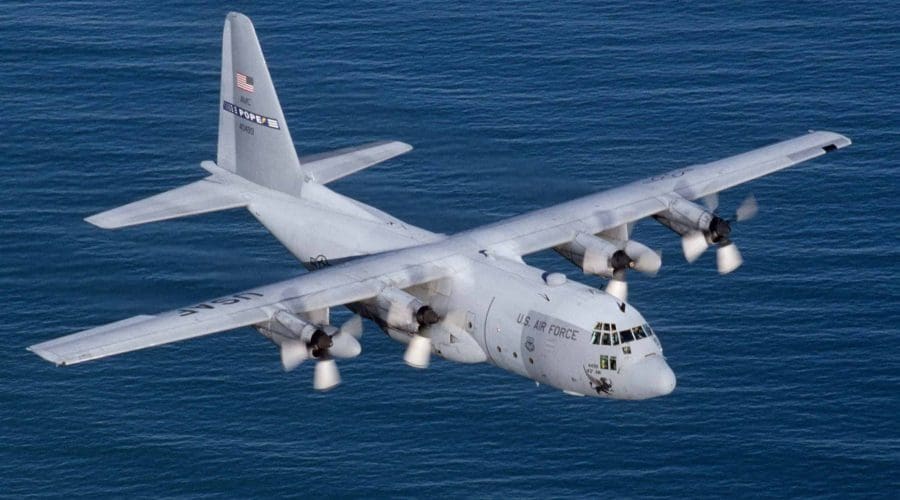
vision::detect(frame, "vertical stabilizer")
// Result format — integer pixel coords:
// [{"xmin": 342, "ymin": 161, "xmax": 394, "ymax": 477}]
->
[{"xmin": 217, "ymin": 12, "xmax": 305, "ymax": 194}]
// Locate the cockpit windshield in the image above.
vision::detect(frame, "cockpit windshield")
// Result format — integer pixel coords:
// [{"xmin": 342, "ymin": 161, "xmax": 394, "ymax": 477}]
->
[{"xmin": 590, "ymin": 322, "xmax": 654, "ymax": 345}]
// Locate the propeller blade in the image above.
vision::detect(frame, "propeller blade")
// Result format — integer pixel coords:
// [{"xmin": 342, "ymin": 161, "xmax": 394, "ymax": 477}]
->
[
  {"xmin": 716, "ymin": 242, "xmax": 743, "ymax": 274},
  {"xmin": 702, "ymin": 192, "xmax": 720, "ymax": 212},
  {"xmin": 403, "ymin": 334, "xmax": 431, "ymax": 369},
  {"xmin": 339, "ymin": 314, "xmax": 363, "ymax": 339},
  {"xmin": 682, "ymin": 231, "xmax": 709, "ymax": 263},
  {"xmin": 625, "ymin": 241, "xmax": 662, "ymax": 276},
  {"xmin": 605, "ymin": 278, "xmax": 628, "ymax": 302},
  {"xmin": 329, "ymin": 331, "xmax": 362, "ymax": 359},
  {"xmin": 280, "ymin": 341, "xmax": 309, "ymax": 372},
  {"xmin": 313, "ymin": 358, "xmax": 341, "ymax": 391},
  {"xmin": 735, "ymin": 194, "xmax": 758, "ymax": 222}
]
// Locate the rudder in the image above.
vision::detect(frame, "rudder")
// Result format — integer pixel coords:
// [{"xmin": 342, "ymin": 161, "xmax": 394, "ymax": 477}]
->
[{"xmin": 217, "ymin": 12, "xmax": 305, "ymax": 194}]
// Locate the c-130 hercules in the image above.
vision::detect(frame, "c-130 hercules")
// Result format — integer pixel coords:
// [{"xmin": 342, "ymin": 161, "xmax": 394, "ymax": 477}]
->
[{"xmin": 29, "ymin": 12, "xmax": 851, "ymax": 399}]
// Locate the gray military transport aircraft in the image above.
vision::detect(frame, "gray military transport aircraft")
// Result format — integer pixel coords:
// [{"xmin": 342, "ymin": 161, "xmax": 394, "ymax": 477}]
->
[{"xmin": 29, "ymin": 12, "xmax": 851, "ymax": 399}]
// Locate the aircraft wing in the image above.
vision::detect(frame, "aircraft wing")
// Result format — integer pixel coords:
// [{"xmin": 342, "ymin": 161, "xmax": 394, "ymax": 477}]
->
[
  {"xmin": 28, "ymin": 248, "xmax": 458, "ymax": 366},
  {"xmin": 465, "ymin": 131, "xmax": 851, "ymax": 256}
]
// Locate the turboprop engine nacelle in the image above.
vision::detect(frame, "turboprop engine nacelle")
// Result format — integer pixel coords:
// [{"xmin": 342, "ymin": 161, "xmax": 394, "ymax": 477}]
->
[
  {"xmin": 369, "ymin": 288, "xmax": 440, "ymax": 333},
  {"xmin": 258, "ymin": 309, "xmax": 363, "ymax": 391},
  {"xmin": 270, "ymin": 310, "xmax": 321, "ymax": 345},
  {"xmin": 652, "ymin": 195, "xmax": 745, "ymax": 274},
  {"xmin": 653, "ymin": 196, "xmax": 731, "ymax": 243},
  {"xmin": 268, "ymin": 310, "xmax": 362, "ymax": 360},
  {"xmin": 556, "ymin": 233, "xmax": 660, "ymax": 278}
]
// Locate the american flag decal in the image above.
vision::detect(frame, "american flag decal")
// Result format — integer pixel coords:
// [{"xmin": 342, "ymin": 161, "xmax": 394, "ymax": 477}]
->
[{"xmin": 236, "ymin": 72, "xmax": 255, "ymax": 93}]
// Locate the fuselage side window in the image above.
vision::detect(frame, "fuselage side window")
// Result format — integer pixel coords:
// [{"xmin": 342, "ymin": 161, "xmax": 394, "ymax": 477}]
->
[
  {"xmin": 610, "ymin": 356, "xmax": 617, "ymax": 371},
  {"xmin": 600, "ymin": 355, "xmax": 609, "ymax": 370}
]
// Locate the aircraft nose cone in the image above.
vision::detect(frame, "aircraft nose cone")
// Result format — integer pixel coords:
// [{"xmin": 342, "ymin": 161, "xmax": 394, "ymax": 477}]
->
[{"xmin": 623, "ymin": 356, "xmax": 676, "ymax": 399}]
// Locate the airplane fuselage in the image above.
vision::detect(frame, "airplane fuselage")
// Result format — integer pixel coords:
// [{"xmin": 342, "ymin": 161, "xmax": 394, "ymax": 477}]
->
[{"xmin": 249, "ymin": 182, "xmax": 675, "ymax": 399}]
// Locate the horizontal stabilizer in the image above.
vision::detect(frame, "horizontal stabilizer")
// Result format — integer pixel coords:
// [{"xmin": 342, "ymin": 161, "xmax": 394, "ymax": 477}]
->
[
  {"xmin": 86, "ymin": 176, "xmax": 247, "ymax": 229},
  {"xmin": 300, "ymin": 140, "xmax": 412, "ymax": 184}
]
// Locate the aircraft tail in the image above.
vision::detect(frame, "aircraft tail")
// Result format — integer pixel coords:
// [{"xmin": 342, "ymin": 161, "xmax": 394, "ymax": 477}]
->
[
  {"xmin": 217, "ymin": 12, "xmax": 305, "ymax": 194},
  {"xmin": 84, "ymin": 12, "xmax": 414, "ymax": 230}
]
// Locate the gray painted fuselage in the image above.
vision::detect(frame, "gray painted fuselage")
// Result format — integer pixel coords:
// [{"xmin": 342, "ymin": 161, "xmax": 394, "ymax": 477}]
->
[{"xmin": 250, "ymin": 179, "xmax": 674, "ymax": 399}]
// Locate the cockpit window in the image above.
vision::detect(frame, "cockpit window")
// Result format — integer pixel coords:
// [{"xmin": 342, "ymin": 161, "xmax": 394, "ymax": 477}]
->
[
  {"xmin": 634, "ymin": 325, "xmax": 647, "ymax": 340},
  {"xmin": 593, "ymin": 322, "xmax": 653, "ymax": 346}
]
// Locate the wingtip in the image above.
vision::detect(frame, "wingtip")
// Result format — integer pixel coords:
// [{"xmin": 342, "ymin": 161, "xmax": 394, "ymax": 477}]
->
[
  {"xmin": 84, "ymin": 213, "xmax": 118, "ymax": 230},
  {"xmin": 812, "ymin": 130, "xmax": 852, "ymax": 149},
  {"xmin": 27, "ymin": 345, "xmax": 66, "ymax": 366}
]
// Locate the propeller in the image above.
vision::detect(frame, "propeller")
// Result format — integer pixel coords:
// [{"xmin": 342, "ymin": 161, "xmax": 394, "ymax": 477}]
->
[
  {"xmin": 605, "ymin": 271, "xmax": 629, "ymax": 302},
  {"xmin": 702, "ymin": 193, "xmax": 720, "ymax": 212},
  {"xmin": 278, "ymin": 313, "xmax": 364, "ymax": 391},
  {"xmin": 313, "ymin": 358, "xmax": 341, "ymax": 391},
  {"xmin": 680, "ymin": 193, "xmax": 758, "ymax": 274},
  {"xmin": 714, "ymin": 194, "xmax": 757, "ymax": 274},
  {"xmin": 681, "ymin": 231, "xmax": 709, "ymax": 263},
  {"xmin": 329, "ymin": 314, "xmax": 363, "ymax": 358},
  {"xmin": 625, "ymin": 240, "xmax": 662, "ymax": 276},
  {"xmin": 403, "ymin": 306, "xmax": 441, "ymax": 369},
  {"xmin": 280, "ymin": 340, "xmax": 310, "ymax": 372},
  {"xmin": 604, "ymin": 242, "xmax": 662, "ymax": 302},
  {"xmin": 734, "ymin": 193, "xmax": 758, "ymax": 222},
  {"xmin": 716, "ymin": 242, "xmax": 743, "ymax": 275}
]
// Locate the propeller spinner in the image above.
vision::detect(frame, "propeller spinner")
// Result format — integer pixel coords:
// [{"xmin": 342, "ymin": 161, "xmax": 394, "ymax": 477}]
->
[{"xmin": 604, "ymin": 241, "xmax": 662, "ymax": 302}]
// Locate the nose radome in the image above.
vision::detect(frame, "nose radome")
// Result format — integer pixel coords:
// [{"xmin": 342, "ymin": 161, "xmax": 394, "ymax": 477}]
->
[{"xmin": 624, "ymin": 355, "xmax": 676, "ymax": 399}]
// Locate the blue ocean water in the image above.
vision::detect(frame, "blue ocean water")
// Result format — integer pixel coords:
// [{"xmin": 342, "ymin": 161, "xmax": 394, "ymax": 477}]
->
[{"xmin": 2, "ymin": 0, "xmax": 898, "ymax": 497}]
